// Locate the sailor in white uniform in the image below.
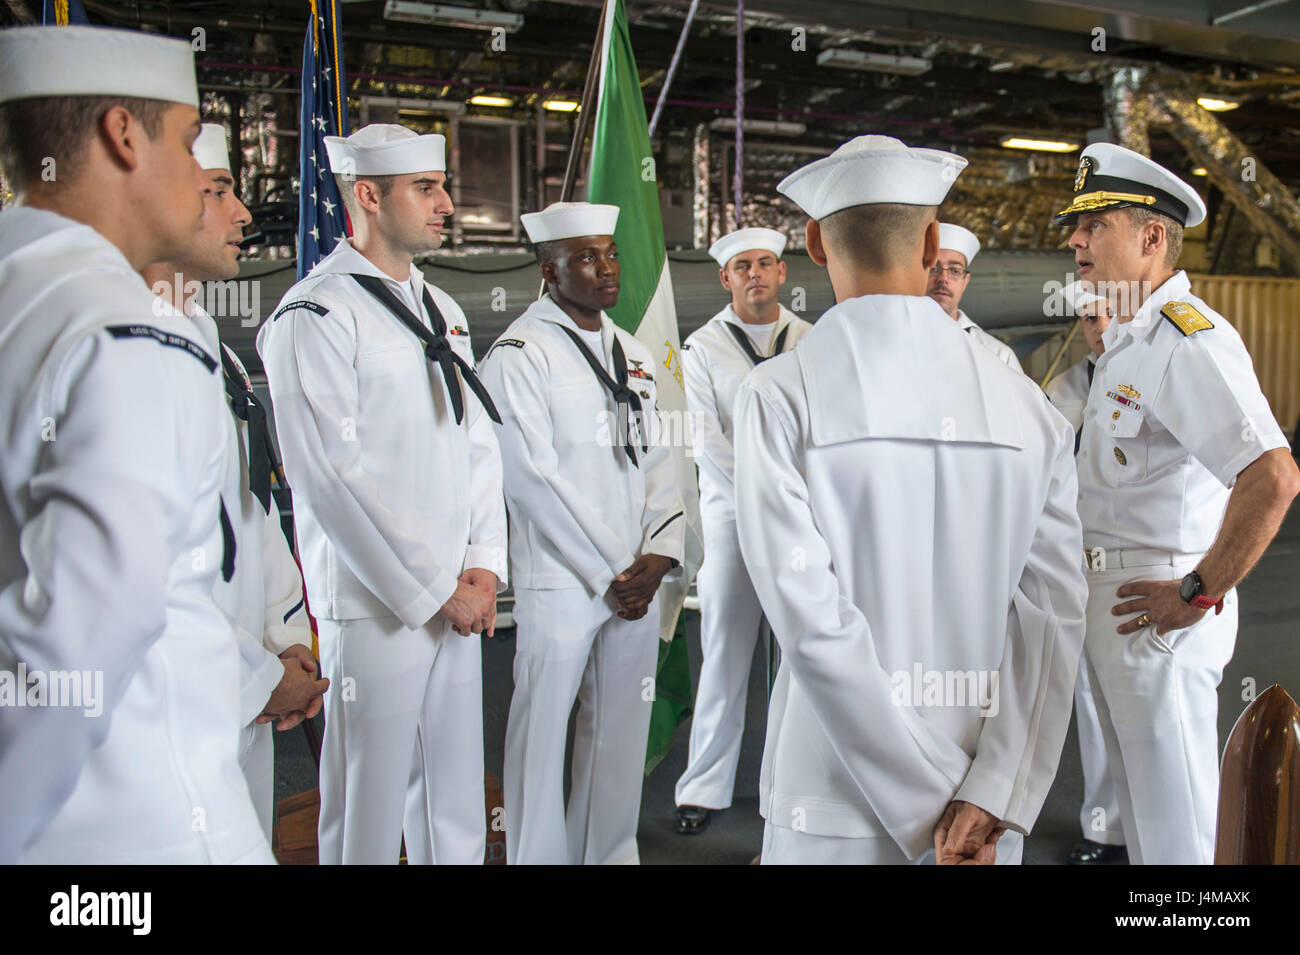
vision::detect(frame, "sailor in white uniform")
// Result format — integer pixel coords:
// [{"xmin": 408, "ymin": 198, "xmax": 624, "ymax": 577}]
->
[
  {"xmin": 258, "ymin": 125, "xmax": 508, "ymax": 865},
  {"xmin": 0, "ymin": 26, "xmax": 272, "ymax": 864},
  {"xmin": 478, "ymin": 202, "xmax": 686, "ymax": 865},
  {"xmin": 736, "ymin": 135, "xmax": 1088, "ymax": 865},
  {"xmin": 673, "ymin": 227, "xmax": 812, "ymax": 834},
  {"xmin": 1043, "ymin": 283, "xmax": 1127, "ymax": 864},
  {"xmin": 1056, "ymin": 143, "xmax": 1300, "ymax": 865},
  {"xmin": 926, "ymin": 223, "xmax": 1023, "ymax": 372},
  {"xmin": 141, "ymin": 124, "xmax": 325, "ymax": 840}
]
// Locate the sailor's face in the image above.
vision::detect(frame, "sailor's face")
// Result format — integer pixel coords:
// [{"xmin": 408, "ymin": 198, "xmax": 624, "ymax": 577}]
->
[
  {"xmin": 925, "ymin": 250, "xmax": 970, "ymax": 316},
  {"xmin": 1069, "ymin": 210, "xmax": 1142, "ymax": 287},
  {"xmin": 1080, "ymin": 299, "xmax": 1112, "ymax": 358},
  {"xmin": 721, "ymin": 250, "xmax": 785, "ymax": 308},
  {"xmin": 552, "ymin": 235, "xmax": 620, "ymax": 312},
  {"xmin": 184, "ymin": 168, "xmax": 251, "ymax": 280},
  {"xmin": 380, "ymin": 170, "xmax": 453, "ymax": 253},
  {"xmin": 145, "ymin": 105, "xmax": 207, "ymax": 261}
]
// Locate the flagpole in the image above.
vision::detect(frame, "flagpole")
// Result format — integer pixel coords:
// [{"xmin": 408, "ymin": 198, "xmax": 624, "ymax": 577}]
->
[
  {"xmin": 559, "ymin": 0, "xmax": 611, "ymax": 203},
  {"xmin": 541, "ymin": 0, "xmax": 609, "ymax": 298}
]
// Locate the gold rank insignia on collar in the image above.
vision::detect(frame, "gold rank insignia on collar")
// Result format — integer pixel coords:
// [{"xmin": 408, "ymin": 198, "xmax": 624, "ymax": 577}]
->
[
  {"xmin": 1114, "ymin": 447, "xmax": 1128, "ymax": 466},
  {"xmin": 1161, "ymin": 301, "xmax": 1214, "ymax": 336},
  {"xmin": 1118, "ymin": 383, "xmax": 1141, "ymax": 399}
]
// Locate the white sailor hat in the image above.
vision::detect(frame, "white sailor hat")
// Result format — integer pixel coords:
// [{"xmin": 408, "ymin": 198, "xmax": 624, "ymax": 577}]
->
[
  {"xmin": 521, "ymin": 201, "xmax": 620, "ymax": 243},
  {"xmin": 193, "ymin": 124, "xmax": 231, "ymax": 172},
  {"xmin": 1058, "ymin": 280, "xmax": 1108, "ymax": 315},
  {"xmin": 937, "ymin": 223, "xmax": 980, "ymax": 265},
  {"xmin": 777, "ymin": 135, "xmax": 967, "ymax": 221},
  {"xmin": 324, "ymin": 124, "xmax": 445, "ymax": 177},
  {"xmin": 0, "ymin": 25, "xmax": 198, "ymax": 107},
  {"xmin": 708, "ymin": 227, "xmax": 787, "ymax": 267},
  {"xmin": 1053, "ymin": 142, "xmax": 1206, "ymax": 228}
]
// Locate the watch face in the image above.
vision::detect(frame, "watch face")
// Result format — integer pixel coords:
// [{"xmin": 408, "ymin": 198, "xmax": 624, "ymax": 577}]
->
[{"xmin": 1180, "ymin": 572, "xmax": 1200, "ymax": 603}]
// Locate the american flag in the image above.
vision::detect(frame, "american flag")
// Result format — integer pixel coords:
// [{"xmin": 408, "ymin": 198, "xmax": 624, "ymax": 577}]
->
[{"xmin": 297, "ymin": 0, "xmax": 350, "ymax": 280}]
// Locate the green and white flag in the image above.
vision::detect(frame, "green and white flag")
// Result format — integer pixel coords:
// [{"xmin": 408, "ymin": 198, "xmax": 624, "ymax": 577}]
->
[{"xmin": 587, "ymin": 0, "xmax": 703, "ymax": 771}]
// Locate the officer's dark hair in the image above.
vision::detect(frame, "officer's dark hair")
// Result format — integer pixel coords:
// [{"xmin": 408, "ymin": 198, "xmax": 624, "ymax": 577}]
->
[
  {"xmin": 818, "ymin": 202, "xmax": 937, "ymax": 273},
  {"xmin": 0, "ymin": 95, "xmax": 168, "ymax": 199},
  {"xmin": 333, "ymin": 172, "xmax": 397, "ymax": 218},
  {"xmin": 1125, "ymin": 207, "xmax": 1183, "ymax": 268}
]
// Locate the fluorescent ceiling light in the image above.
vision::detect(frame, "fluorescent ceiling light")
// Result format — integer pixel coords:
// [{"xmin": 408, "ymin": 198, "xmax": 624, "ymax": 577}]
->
[
  {"xmin": 362, "ymin": 94, "xmax": 465, "ymax": 115},
  {"xmin": 709, "ymin": 118, "xmax": 807, "ymax": 137},
  {"xmin": 383, "ymin": 1, "xmax": 523, "ymax": 32},
  {"xmin": 816, "ymin": 48, "xmax": 931, "ymax": 76},
  {"xmin": 1196, "ymin": 96, "xmax": 1241, "ymax": 112},
  {"xmin": 1000, "ymin": 136, "xmax": 1078, "ymax": 153},
  {"xmin": 468, "ymin": 94, "xmax": 514, "ymax": 108},
  {"xmin": 542, "ymin": 99, "xmax": 580, "ymax": 112},
  {"xmin": 1191, "ymin": 167, "xmax": 1208, "ymax": 176}
]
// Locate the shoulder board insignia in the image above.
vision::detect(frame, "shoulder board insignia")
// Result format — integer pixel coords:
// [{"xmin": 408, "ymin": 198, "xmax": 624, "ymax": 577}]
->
[
  {"xmin": 105, "ymin": 324, "xmax": 217, "ymax": 373},
  {"xmin": 681, "ymin": 342, "xmax": 691, "ymax": 351},
  {"xmin": 271, "ymin": 299, "xmax": 330, "ymax": 322},
  {"xmin": 1161, "ymin": 301, "xmax": 1213, "ymax": 336}
]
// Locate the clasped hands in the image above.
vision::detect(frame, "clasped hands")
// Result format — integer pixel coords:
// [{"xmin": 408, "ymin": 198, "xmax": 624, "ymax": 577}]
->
[
  {"xmin": 440, "ymin": 568, "xmax": 500, "ymax": 637},
  {"xmin": 607, "ymin": 554, "xmax": 675, "ymax": 621},
  {"xmin": 933, "ymin": 800, "xmax": 1006, "ymax": 865}
]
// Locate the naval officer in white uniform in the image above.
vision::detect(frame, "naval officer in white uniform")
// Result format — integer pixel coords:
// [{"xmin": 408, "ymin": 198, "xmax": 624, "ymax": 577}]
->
[
  {"xmin": 478, "ymin": 202, "xmax": 686, "ymax": 865},
  {"xmin": 258, "ymin": 124, "xmax": 508, "ymax": 864},
  {"xmin": 926, "ymin": 223, "xmax": 1023, "ymax": 373},
  {"xmin": 141, "ymin": 123, "xmax": 325, "ymax": 839},
  {"xmin": 1055, "ymin": 143, "xmax": 1300, "ymax": 865},
  {"xmin": 0, "ymin": 26, "xmax": 272, "ymax": 864},
  {"xmin": 736, "ymin": 135, "xmax": 1088, "ymax": 865},
  {"xmin": 1043, "ymin": 283, "xmax": 1127, "ymax": 865},
  {"xmin": 673, "ymin": 227, "xmax": 812, "ymax": 835}
]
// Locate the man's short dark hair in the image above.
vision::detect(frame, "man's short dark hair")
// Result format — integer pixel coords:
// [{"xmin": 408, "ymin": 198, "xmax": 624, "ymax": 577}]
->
[
  {"xmin": 818, "ymin": 203, "xmax": 936, "ymax": 273},
  {"xmin": 0, "ymin": 95, "xmax": 168, "ymax": 198},
  {"xmin": 1125, "ymin": 207, "xmax": 1184, "ymax": 268},
  {"xmin": 333, "ymin": 173, "xmax": 396, "ymax": 217},
  {"xmin": 533, "ymin": 239, "xmax": 561, "ymax": 266}
]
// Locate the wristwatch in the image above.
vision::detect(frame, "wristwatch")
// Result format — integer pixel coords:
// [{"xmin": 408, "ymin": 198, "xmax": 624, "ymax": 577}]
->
[{"xmin": 1179, "ymin": 571, "xmax": 1224, "ymax": 615}]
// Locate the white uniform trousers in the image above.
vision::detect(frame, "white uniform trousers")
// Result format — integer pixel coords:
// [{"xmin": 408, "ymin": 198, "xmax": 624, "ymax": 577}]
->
[
  {"xmin": 1083, "ymin": 556, "xmax": 1237, "ymax": 865},
  {"xmin": 675, "ymin": 517, "xmax": 766, "ymax": 809},
  {"xmin": 505, "ymin": 586, "xmax": 660, "ymax": 865},
  {"xmin": 239, "ymin": 722, "xmax": 275, "ymax": 842},
  {"xmin": 761, "ymin": 822, "xmax": 1025, "ymax": 865},
  {"xmin": 316, "ymin": 614, "xmax": 485, "ymax": 865},
  {"xmin": 1073, "ymin": 656, "xmax": 1125, "ymax": 846}
]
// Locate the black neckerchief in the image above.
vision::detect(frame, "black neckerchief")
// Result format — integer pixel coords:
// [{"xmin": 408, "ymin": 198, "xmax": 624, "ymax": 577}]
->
[
  {"xmin": 724, "ymin": 319, "xmax": 789, "ymax": 366},
  {"xmin": 1074, "ymin": 360, "xmax": 1098, "ymax": 457},
  {"xmin": 349, "ymin": 273, "xmax": 501, "ymax": 426},
  {"xmin": 554, "ymin": 323, "xmax": 648, "ymax": 467},
  {"xmin": 220, "ymin": 344, "xmax": 282, "ymax": 514}
]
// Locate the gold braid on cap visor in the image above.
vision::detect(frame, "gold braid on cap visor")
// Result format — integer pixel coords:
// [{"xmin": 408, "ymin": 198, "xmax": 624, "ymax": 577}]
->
[{"xmin": 1055, "ymin": 190, "xmax": 1157, "ymax": 216}]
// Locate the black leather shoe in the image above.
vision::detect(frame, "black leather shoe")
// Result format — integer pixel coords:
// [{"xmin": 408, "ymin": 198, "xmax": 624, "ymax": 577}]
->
[
  {"xmin": 675, "ymin": 805, "xmax": 713, "ymax": 835},
  {"xmin": 1066, "ymin": 839, "xmax": 1128, "ymax": 865}
]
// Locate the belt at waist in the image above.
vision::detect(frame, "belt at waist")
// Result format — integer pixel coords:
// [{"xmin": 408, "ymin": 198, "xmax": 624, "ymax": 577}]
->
[{"xmin": 1084, "ymin": 546, "xmax": 1201, "ymax": 572}]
